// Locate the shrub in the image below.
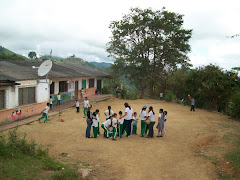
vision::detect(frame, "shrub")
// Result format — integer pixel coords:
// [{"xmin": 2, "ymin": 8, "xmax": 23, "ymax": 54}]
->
[{"xmin": 165, "ymin": 90, "xmax": 176, "ymax": 102}]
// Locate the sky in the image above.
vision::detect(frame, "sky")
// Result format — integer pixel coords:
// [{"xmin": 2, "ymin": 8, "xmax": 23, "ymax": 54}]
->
[{"xmin": 0, "ymin": 0, "xmax": 240, "ymax": 70}]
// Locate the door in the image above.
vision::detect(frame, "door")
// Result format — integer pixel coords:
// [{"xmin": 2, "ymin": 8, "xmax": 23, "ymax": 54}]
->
[
  {"xmin": 75, "ymin": 81, "xmax": 79, "ymax": 99},
  {"xmin": 97, "ymin": 80, "xmax": 102, "ymax": 93},
  {"xmin": 0, "ymin": 90, "xmax": 5, "ymax": 110},
  {"xmin": 50, "ymin": 82, "xmax": 55, "ymax": 94},
  {"xmin": 82, "ymin": 80, "xmax": 86, "ymax": 89}
]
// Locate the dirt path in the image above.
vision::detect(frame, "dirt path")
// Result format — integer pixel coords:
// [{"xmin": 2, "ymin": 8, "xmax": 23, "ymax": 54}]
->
[{"xmin": 3, "ymin": 98, "xmax": 239, "ymax": 180}]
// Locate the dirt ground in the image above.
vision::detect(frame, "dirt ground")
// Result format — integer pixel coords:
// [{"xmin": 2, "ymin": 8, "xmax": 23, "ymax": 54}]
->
[{"xmin": 3, "ymin": 98, "xmax": 240, "ymax": 180}]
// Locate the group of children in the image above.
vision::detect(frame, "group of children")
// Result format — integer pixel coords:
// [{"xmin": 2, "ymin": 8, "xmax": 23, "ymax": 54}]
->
[{"xmin": 86, "ymin": 105, "xmax": 168, "ymax": 140}]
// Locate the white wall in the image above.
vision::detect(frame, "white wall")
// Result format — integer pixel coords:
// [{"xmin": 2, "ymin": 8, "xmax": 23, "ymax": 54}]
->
[{"xmin": 36, "ymin": 79, "xmax": 49, "ymax": 103}]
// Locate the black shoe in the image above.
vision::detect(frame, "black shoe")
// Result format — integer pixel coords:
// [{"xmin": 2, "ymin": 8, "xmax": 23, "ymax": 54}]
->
[
  {"xmin": 145, "ymin": 136, "xmax": 150, "ymax": 138},
  {"xmin": 112, "ymin": 139, "xmax": 117, "ymax": 141}
]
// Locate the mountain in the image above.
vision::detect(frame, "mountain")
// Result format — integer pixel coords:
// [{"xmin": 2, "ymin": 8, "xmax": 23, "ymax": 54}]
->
[
  {"xmin": 89, "ymin": 61, "xmax": 112, "ymax": 67},
  {"xmin": 0, "ymin": 46, "xmax": 28, "ymax": 60},
  {"xmin": 0, "ymin": 46, "xmax": 15, "ymax": 55}
]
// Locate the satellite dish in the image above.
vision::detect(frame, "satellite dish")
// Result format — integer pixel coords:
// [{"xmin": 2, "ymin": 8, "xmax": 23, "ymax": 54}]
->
[{"xmin": 38, "ymin": 60, "xmax": 52, "ymax": 76}]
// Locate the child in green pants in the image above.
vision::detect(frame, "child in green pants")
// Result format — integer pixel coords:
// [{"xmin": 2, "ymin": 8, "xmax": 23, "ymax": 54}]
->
[
  {"xmin": 139, "ymin": 106, "xmax": 147, "ymax": 137},
  {"xmin": 39, "ymin": 103, "xmax": 50, "ymax": 123},
  {"xmin": 112, "ymin": 113, "xmax": 118, "ymax": 141},
  {"xmin": 57, "ymin": 93, "xmax": 61, "ymax": 105},
  {"xmin": 132, "ymin": 112, "xmax": 138, "ymax": 135},
  {"xmin": 95, "ymin": 109, "xmax": 100, "ymax": 135},
  {"xmin": 101, "ymin": 118, "xmax": 112, "ymax": 138},
  {"xmin": 92, "ymin": 112, "xmax": 98, "ymax": 138},
  {"xmin": 83, "ymin": 97, "xmax": 89, "ymax": 117},
  {"xmin": 118, "ymin": 111, "xmax": 124, "ymax": 138}
]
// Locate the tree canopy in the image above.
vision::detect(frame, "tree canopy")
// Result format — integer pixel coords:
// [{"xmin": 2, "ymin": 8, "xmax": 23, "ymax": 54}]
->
[
  {"xmin": 107, "ymin": 7, "xmax": 192, "ymax": 98},
  {"xmin": 28, "ymin": 51, "xmax": 37, "ymax": 59}
]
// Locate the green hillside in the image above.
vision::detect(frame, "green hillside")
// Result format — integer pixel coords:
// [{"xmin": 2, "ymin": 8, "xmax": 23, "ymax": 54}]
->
[{"xmin": 0, "ymin": 46, "xmax": 28, "ymax": 60}]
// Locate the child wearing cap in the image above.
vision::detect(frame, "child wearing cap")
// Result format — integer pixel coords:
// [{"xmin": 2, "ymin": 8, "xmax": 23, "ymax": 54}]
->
[{"xmin": 139, "ymin": 106, "xmax": 147, "ymax": 137}]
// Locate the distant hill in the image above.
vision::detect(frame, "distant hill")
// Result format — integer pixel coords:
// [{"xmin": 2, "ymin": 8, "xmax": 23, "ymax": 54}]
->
[
  {"xmin": 0, "ymin": 46, "xmax": 15, "ymax": 55},
  {"xmin": 0, "ymin": 46, "xmax": 28, "ymax": 60},
  {"xmin": 89, "ymin": 61, "xmax": 112, "ymax": 67}
]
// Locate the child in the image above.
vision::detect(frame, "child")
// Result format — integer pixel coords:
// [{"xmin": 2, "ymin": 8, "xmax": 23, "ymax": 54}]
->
[
  {"xmin": 86, "ymin": 105, "xmax": 93, "ymax": 138},
  {"xmin": 146, "ymin": 106, "xmax": 155, "ymax": 138},
  {"xmin": 104, "ymin": 106, "xmax": 114, "ymax": 120},
  {"xmin": 81, "ymin": 88, "xmax": 84, "ymax": 98},
  {"xmin": 163, "ymin": 111, "xmax": 167, "ymax": 136},
  {"xmin": 96, "ymin": 109, "xmax": 100, "ymax": 135},
  {"xmin": 83, "ymin": 97, "xmax": 89, "ymax": 118},
  {"xmin": 39, "ymin": 103, "xmax": 50, "ymax": 123},
  {"xmin": 76, "ymin": 99, "xmax": 79, "ymax": 113},
  {"xmin": 57, "ymin": 93, "xmax": 61, "ymax": 105},
  {"xmin": 132, "ymin": 112, "xmax": 138, "ymax": 135},
  {"xmin": 101, "ymin": 116, "xmax": 112, "ymax": 138},
  {"xmin": 92, "ymin": 112, "xmax": 98, "ymax": 138},
  {"xmin": 112, "ymin": 113, "xmax": 118, "ymax": 140},
  {"xmin": 139, "ymin": 106, "xmax": 147, "ymax": 137},
  {"xmin": 118, "ymin": 111, "xmax": 124, "ymax": 138},
  {"xmin": 49, "ymin": 96, "xmax": 53, "ymax": 109},
  {"xmin": 157, "ymin": 109, "xmax": 164, "ymax": 137}
]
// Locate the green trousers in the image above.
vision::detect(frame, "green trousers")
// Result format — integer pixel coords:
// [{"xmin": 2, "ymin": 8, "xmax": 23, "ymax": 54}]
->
[
  {"xmin": 145, "ymin": 124, "xmax": 150, "ymax": 134},
  {"xmin": 118, "ymin": 124, "xmax": 123, "ymax": 138},
  {"xmin": 97, "ymin": 122, "xmax": 100, "ymax": 134},
  {"xmin": 93, "ymin": 126, "xmax": 98, "ymax": 138},
  {"xmin": 101, "ymin": 124, "xmax": 108, "ymax": 137},
  {"xmin": 141, "ymin": 120, "xmax": 146, "ymax": 136},
  {"xmin": 57, "ymin": 100, "xmax": 60, "ymax": 105},
  {"xmin": 112, "ymin": 127, "xmax": 117, "ymax": 139},
  {"xmin": 50, "ymin": 104, "xmax": 53, "ymax": 109},
  {"xmin": 39, "ymin": 113, "xmax": 48, "ymax": 123},
  {"xmin": 83, "ymin": 108, "xmax": 87, "ymax": 116},
  {"xmin": 132, "ymin": 124, "xmax": 137, "ymax": 134}
]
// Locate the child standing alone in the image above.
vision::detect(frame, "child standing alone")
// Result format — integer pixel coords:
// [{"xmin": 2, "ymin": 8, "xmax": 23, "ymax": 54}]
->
[
  {"xmin": 76, "ymin": 99, "xmax": 80, "ymax": 113},
  {"xmin": 132, "ymin": 112, "xmax": 138, "ymax": 135},
  {"xmin": 57, "ymin": 93, "xmax": 61, "ymax": 105}
]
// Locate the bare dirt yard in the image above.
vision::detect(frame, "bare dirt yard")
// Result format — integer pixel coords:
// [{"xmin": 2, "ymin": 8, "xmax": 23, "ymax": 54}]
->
[{"xmin": 3, "ymin": 98, "xmax": 240, "ymax": 180}]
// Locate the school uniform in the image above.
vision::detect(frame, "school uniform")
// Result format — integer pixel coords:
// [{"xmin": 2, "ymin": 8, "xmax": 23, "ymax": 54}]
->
[
  {"xmin": 122, "ymin": 107, "xmax": 133, "ymax": 137},
  {"xmin": 157, "ymin": 113, "xmax": 164, "ymax": 136},
  {"xmin": 118, "ymin": 116, "xmax": 124, "ymax": 138},
  {"xmin": 92, "ymin": 116, "xmax": 98, "ymax": 138},
  {"xmin": 147, "ymin": 111, "xmax": 155, "ymax": 138},
  {"xmin": 132, "ymin": 116, "xmax": 138, "ymax": 135},
  {"xmin": 49, "ymin": 98, "xmax": 53, "ymax": 109},
  {"xmin": 163, "ymin": 115, "xmax": 167, "ymax": 135},
  {"xmin": 104, "ymin": 110, "xmax": 114, "ymax": 120},
  {"xmin": 39, "ymin": 106, "xmax": 50, "ymax": 123},
  {"xmin": 57, "ymin": 94, "xmax": 61, "ymax": 105},
  {"xmin": 96, "ymin": 114, "xmax": 100, "ymax": 134},
  {"xmin": 101, "ymin": 119, "xmax": 111, "ymax": 138},
  {"xmin": 83, "ymin": 100, "xmax": 89, "ymax": 117},
  {"xmin": 112, "ymin": 117, "xmax": 118, "ymax": 140},
  {"xmin": 76, "ymin": 101, "xmax": 80, "ymax": 112},
  {"xmin": 81, "ymin": 89, "xmax": 84, "ymax": 98},
  {"xmin": 139, "ymin": 110, "xmax": 147, "ymax": 136}
]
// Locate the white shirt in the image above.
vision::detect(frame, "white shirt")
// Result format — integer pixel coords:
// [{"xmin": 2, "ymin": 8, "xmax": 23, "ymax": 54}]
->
[
  {"xmin": 76, "ymin": 101, "xmax": 79, "ymax": 107},
  {"xmin": 96, "ymin": 114, "xmax": 99, "ymax": 123},
  {"xmin": 148, "ymin": 111, "xmax": 155, "ymax": 122},
  {"xmin": 57, "ymin": 95, "xmax": 61, "ymax": 100},
  {"xmin": 139, "ymin": 110, "xmax": 147, "ymax": 120},
  {"xmin": 84, "ymin": 100, "xmax": 89, "ymax": 108},
  {"xmin": 49, "ymin": 98, "xmax": 53, "ymax": 104},
  {"xmin": 159, "ymin": 113, "xmax": 164, "ymax": 122},
  {"xmin": 112, "ymin": 117, "xmax": 118, "ymax": 128},
  {"xmin": 102, "ymin": 119, "xmax": 111, "ymax": 127},
  {"xmin": 164, "ymin": 115, "xmax": 167, "ymax": 122},
  {"xmin": 92, "ymin": 117, "xmax": 98, "ymax": 127},
  {"xmin": 118, "ymin": 116, "xmax": 124, "ymax": 124},
  {"xmin": 125, "ymin": 107, "xmax": 133, "ymax": 120},
  {"xmin": 104, "ymin": 110, "xmax": 114, "ymax": 118},
  {"xmin": 43, "ymin": 106, "xmax": 50, "ymax": 114}
]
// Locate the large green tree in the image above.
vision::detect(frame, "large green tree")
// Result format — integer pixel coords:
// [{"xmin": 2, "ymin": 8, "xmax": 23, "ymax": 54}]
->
[
  {"xmin": 28, "ymin": 51, "xmax": 37, "ymax": 59},
  {"xmin": 107, "ymin": 7, "xmax": 192, "ymax": 98}
]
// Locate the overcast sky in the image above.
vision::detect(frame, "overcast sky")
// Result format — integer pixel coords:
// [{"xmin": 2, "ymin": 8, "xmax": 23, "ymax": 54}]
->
[{"xmin": 0, "ymin": 0, "xmax": 239, "ymax": 70}]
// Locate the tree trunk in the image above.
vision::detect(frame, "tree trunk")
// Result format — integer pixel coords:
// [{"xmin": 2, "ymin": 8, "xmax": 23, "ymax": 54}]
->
[{"xmin": 140, "ymin": 80, "xmax": 146, "ymax": 99}]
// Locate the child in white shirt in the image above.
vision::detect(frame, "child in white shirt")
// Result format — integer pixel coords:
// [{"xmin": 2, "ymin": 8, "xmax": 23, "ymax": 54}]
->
[
  {"xmin": 39, "ymin": 103, "xmax": 50, "ymax": 123},
  {"xmin": 101, "ymin": 116, "xmax": 112, "ymax": 138},
  {"xmin": 57, "ymin": 93, "xmax": 61, "ymax": 105},
  {"xmin": 83, "ymin": 97, "xmax": 89, "ymax": 117},
  {"xmin": 118, "ymin": 111, "xmax": 124, "ymax": 138},
  {"xmin": 104, "ymin": 106, "xmax": 114, "ymax": 120},
  {"xmin": 132, "ymin": 112, "xmax": 138, "ymax": 135},
  {"xmin": 49, "ymin": 96, "xmax": 53, "ymax": 109},
  {"xmin": 92, "ymin": 112, "xmax": 98, "ymax": 138},
  {"xmin": 76, "ymin": 99, "xmax": 79, "ymax": 113},
  {"xmin": 163, "ymin": 111, "xmax": 167, "ymax": 136},
  {"xmin": 112, "ymin": 113, "xmax": 118, "ymax": 140}
]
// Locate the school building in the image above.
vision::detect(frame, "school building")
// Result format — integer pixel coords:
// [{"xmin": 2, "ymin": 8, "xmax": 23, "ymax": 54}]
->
[{"xmin": 0, "ymin": 59, "xmax": 110, "ymax": 125}]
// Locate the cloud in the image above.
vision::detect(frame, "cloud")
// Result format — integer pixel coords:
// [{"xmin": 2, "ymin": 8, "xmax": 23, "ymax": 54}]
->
[{"xmin": 0, "ymin": 0, "xmax": 239, "ymax": 68}]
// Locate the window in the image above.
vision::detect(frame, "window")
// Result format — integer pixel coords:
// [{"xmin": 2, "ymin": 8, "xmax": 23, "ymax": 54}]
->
[
  {"xmin": 18, "ymin": 87, "xmax": 35, "ymax": 106},
  {"xmin": 89, "ymin": 78, "xmax": 95, "ymax": 88},
  {"xmin": 50, "ymin": 82, "xmax": 55, "ymax": 94},
  {"xmin": 59, "ymin": 81, "xmax": 68, "ymax": 93},
  {"xmin": 0, "ymin": 90, "xmax": 5, "ymax": 110}
]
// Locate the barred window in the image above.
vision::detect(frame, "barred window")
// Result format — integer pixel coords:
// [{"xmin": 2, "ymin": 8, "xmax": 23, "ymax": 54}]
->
[
  {"xmin": 59, "ymin": 81, "xmax": 68, "ymax": 93},
  {"xmin": 18, "ymin": 87, "xmax": 35, "ymax": 106},
  {"xmin": 89, "ymin": 79, "xmax": 94, "ymax": 88}
]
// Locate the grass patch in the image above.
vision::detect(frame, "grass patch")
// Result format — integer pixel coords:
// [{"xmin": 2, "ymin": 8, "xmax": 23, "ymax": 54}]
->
[{"xmin": 0, "ymin": 128, "xmax": 78, "ymax": 180}]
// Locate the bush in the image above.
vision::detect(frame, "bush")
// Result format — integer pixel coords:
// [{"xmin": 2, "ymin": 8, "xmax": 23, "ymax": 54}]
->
[
  {"xmin": 228, "ymin": 89, "xmax": 240, "ymax": 119},
  {"xmin": 165, "ymin": 90, "xmax": 176, "ymax": 102}
]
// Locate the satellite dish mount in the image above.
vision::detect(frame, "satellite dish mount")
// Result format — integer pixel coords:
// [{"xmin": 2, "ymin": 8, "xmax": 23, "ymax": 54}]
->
[{"xmin": 37, "ymin": 60, "xmax": 53, "ymax": 83}]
